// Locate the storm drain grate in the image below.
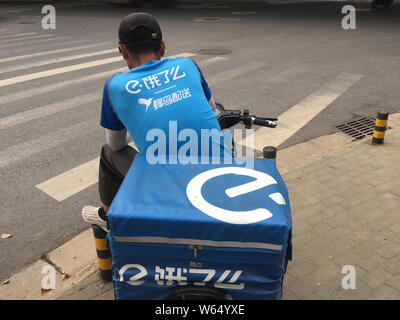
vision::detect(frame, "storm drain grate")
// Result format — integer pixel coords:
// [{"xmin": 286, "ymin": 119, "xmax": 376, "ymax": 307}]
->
[{"xmin": 336, "ymin": 117, "xmax": 378, "ymax": 140}]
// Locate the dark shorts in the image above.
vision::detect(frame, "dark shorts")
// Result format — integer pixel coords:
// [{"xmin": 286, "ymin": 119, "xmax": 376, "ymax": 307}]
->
[{"xmin": 98, "ymin": 144, "xmax": 138, "ymax": 206}]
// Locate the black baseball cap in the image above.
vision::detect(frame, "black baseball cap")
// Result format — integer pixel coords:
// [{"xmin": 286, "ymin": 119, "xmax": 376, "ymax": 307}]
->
[{"xmin": 118, "ymin": 12, "xmax": 162, "ymax": 44}]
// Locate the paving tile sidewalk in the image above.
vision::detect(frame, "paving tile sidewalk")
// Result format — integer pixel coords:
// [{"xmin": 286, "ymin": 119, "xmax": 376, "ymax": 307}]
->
[
  {"xmin": 283, "ymin": 124, "xmax": 400, "ymax": 300},
  {"xmin": 57, "ymin": 119, "xmax": 400, "ymax": 300}
]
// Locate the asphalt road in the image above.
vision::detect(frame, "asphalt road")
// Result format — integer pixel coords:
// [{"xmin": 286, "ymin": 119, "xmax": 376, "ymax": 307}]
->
[{"xmin": 0, "ymin": 0, "xmax": 399, "ymax": 281}]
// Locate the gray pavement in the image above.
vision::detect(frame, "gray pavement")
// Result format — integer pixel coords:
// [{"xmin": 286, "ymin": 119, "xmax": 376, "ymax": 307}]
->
[
  {"xmin": 283, "ymin": 115, "xmax": 400, "ymax": 299},
  {"xmin": 1, "ymin": 0, "xmax": 400, "ymax": 289}
]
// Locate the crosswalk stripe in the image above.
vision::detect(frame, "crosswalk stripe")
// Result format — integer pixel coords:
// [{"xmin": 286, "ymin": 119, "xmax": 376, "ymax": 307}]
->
[
  {"xmin": 0, "ymin": 53, "xmax": 197, "ymax": 105},
  {"xmin": 0, "ymin": 93, "xmax": 100, "ymax": 130},
  {"xmin": 0, "ymin": 32, "xmax": 38, "ymax": 40},
  {"xmin": 0, "ymin": 56, "xmax": 122, "ymax": 87},
  {"xmin": 0, "ymin": 35, "xmax": 70, "ymax": 49},
  {"xmin": 168, "ymin": 52, "xmax": 196, "ymax": 58},
  {"xmin": 0, "ymin": 42, "xmax": 109, "ymax": 64},
  {"xmin": 208, "ymin": 61, "xmax": 267, "ymax": 85},
  {"xmin": 238, "ymin": 73, "xmax": 363, "ymax": 151},
  {"xmin": 0, "ymin": 52, "xmax": 194, "ymax": 88},
  {"xmin": 36, "ymin": 157, "xmax": 100, "ymax": 202},
  {"xmin": 0, "ymin": 33, "xmax": 54, "ymax": 44},
  {"xmin": 0, "ymin": 48, "xmax": 119, "ymax": 74},
  {"xmin": 198, "ymin": 56, "xmax": 228, "ymax": 67},
  {"xmin": 0, "ymin": 120, "xmax": 99, "ymax": 169},
  {"xmin": 265, "ymin": 66, "xmax": 309, "ymax": 83},
  {"xmin": 0, "ymin": 67, "xmax": 126, "ymax": 106},
  {"xmin": 35, "ymin": 141, "xmax": 136, "ymax": 202}
]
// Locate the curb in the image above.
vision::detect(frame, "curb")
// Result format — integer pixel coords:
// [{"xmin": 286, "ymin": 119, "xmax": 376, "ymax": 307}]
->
[
  {"xmin": 1, "ymin": 111, "xmax": 399, "ymax": 299},
  {"xmin": 0, "ymin": 229, "xmax": 98, "ymax": 300}
]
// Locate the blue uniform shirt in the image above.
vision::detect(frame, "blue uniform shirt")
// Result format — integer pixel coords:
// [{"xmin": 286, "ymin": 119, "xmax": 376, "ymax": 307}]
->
[{"xmin": 100, "ymin": 57, "xmax": 224, "ymax": 157}]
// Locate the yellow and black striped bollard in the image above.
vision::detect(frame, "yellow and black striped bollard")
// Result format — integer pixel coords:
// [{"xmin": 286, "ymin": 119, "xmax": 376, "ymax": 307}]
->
[
  {"xmin": 92, "ymin": 224, "xmax": 112, "ymax": 282},
  {"xmin": 372, "ymin": 111, "xmax": 389, "ymax": 145},
  {"xmin": 263, "ymin": 146, "xmax": 277, "ymax": 162}
]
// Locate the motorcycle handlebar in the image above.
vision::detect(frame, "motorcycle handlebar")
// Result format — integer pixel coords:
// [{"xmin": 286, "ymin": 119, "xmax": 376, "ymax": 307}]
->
[
  {"xmin": 215, "ymin": 104, "xmax": 278, "ymax": 130},
  {"xmin": 251, "ymin": 117, "xmax": 277, "ymax": 128}
]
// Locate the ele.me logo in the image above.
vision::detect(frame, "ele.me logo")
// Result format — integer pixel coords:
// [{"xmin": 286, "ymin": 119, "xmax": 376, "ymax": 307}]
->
[{"xmin": 186, "ymin": 167, "xmax": 286, "ymax": 225}]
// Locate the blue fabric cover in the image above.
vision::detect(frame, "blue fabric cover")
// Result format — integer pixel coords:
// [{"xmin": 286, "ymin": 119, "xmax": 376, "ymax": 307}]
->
[{"xmin": 107, "ymin": 155, "xmax": 292, "ymax": 300}]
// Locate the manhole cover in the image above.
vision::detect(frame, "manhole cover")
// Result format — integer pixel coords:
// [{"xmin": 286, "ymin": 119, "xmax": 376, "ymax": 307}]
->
[
  {"xmin": 193, "ymin": 17, "xmax": 240, "ymax": 23},
  {"xmin": 336, "ymin": 117, "xmax": 390, "ymax": 140},
  {"xmin": 198, "ymin": 48, "xmax": 232, "ymax": 55}
]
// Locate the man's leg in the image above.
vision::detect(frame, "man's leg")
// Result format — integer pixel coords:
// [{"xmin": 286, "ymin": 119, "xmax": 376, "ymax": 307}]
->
[
  {"xmin": 82, "ymin": 144, "xmax": 137, "ymax": 230},
  {"xmin": 99, "ymin": 143, "xmax": 137, "ymax": 210}
]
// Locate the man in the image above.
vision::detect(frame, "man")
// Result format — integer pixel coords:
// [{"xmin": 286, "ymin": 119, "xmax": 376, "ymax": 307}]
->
[{"xmin": 82, "ymin": 12, "xmax": 223, "ymax": 231}]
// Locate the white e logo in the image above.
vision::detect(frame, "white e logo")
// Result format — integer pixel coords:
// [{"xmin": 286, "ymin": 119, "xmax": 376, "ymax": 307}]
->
[
  {"xmin": 186, "ymin": 167, "xmax": 285, "ymax": 225},
  {"xmin": 119, "ymin": 264, "xmax": 147, "ymax": 286}
]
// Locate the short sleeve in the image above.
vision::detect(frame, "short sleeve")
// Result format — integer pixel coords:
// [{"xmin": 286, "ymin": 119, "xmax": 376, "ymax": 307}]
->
[
  {"xmin": 100, "ymin": 75, "xmax": 126, "ymax": 131},
  {"xmin": 189, "ymin": 58, "xmax": 212, "ymax": 101}
]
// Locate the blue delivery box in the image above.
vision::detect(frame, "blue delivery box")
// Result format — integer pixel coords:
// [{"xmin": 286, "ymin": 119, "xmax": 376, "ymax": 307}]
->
[{"xmin": 107, "ymin": 155, "xmax": 292, "ymax": 300}]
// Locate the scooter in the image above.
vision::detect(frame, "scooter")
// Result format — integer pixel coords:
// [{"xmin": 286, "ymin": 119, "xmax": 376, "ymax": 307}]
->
[
  {"xmin": 95, "ymin": 103, "xmax": 286, "ymax": 300},
  {"xmin": 166, "ymin": 103, "xmax": 279, "ymax": 300}
]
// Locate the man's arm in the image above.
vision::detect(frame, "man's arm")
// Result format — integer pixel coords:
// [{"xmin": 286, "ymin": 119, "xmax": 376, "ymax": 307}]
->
[
  {"xmin": 208, "ymin": 96, "xmax": 217, "ymax": 112},
  {"xmin": 105, "ymin": 128, "xmax": 129, "ymax": 152},
  {"xmin": 189, "ymin": 58, "xmax": 217, "ymax": 112},
  {"xmin": 100, "ymin": 74, "xmax": 128, "ymax": 151}
]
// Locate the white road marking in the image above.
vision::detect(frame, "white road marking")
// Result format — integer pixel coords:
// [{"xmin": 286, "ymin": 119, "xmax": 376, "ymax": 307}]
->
[
  {"xmin": 0, "ymin": 120, "xmax": 99, "ymax": 169},
  {"xmin": 0, "ymin": 48, "xmax": 119, "ymax": 74},
  {"xmin": 35, "ymin": 142, "xmax": 136, "ymax": 201},
  {"xmin": 0, "ymin": 42, "xmax": 109, "ymax": 64},
  {"xmin": 0, "ymin": 33, "xmax": 54, "ymax": 45},
  {"xmin": 0, "ymin": 32, "xmax": 38, "ymax": 40},
  {"xmin": 0, "ymin": 56, "xmax": 122, "ymax": 87},
  {"xmin": 0, "ymin": 52, "xmax": 195, "ymax": 88},
  {"xmin": 239, "ymin": 73, "xmax": 363, "ymax": 151},
  {"xmin": 0, "ymin": 93, "xmax": 100, "ymax": 130},
  {"xmin": 0, "ymin": 67, "xmax": 126, "ymax": 105},
  {"xmin": 167, "ymin": 52, "xmax": 196, "ymax": 58},
  {"xmin": 0, "ymin": 35, "xmax": 70, "ymax": 49},
  {"xmin": 208, "ymin": 61, "xmax": 267, "ymax": 85},
  {"xmin": 265, "ymin": 66, "xmax": 309, "ymax": 83},
  {"xmin": 36, "ymin": 157, "xmax": 100, "ymax": 202},
  {"xmin": 198, "ymin": 56, "xmax": 228, "ymax": 67}
]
